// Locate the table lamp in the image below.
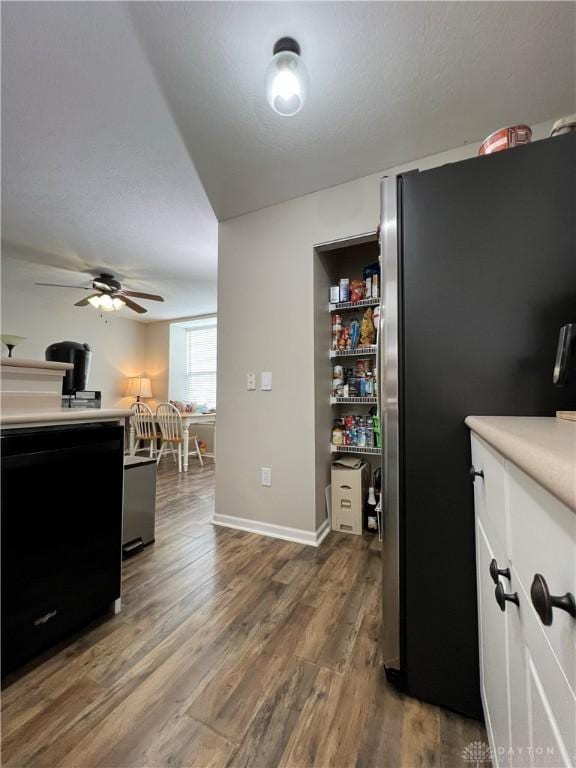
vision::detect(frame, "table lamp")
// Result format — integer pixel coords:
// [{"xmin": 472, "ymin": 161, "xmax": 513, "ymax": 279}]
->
[{"xmin": 126, "ymin": 376, "xmax": 152, "ymax": 402}]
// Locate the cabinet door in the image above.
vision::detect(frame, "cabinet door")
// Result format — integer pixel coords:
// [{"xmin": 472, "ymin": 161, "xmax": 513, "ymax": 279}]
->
[
  {"xmin": 518, "ymin": 567, "xmax": 576, "ymax": 768},
  {"xmin": 477, "ymin": 518, "xmax": 511, "ymax": 766},
  {"xmin": 507, "ymin": 464, "xmax": 576, "ymax": 695},
  {"xmin": 527, "ymin": 652, "xmax": 574, "ymax": 768}
]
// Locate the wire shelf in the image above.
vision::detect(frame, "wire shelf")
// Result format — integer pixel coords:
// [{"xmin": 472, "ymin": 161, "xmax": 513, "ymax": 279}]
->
[
  {"xmin": 330, "ymin": 444, "xmax": 381, "ymax": 455},
  {"xmin": 329, "ymin": 346, "xmax": 377, "ymax": 358},
  {"xmin": 330, "ymin": 396, "xmax": 377, "ymax": 405},
  {"xmin": 329, "ymin": 298, "xmax": 380, "ymax": 312}
]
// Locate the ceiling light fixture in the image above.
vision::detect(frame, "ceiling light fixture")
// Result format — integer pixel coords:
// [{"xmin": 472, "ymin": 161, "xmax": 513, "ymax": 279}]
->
[
  {"xmin": 87, "ymin": 294, "xmax": 125, "ymax": 312},
  {"xmin": 265, "ymin": 37, "xmax": 308, "ymax": 117}
]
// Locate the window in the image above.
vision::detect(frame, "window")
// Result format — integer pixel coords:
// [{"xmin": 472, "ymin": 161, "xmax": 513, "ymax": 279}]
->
[{"xmin": 184, "ymin": 318, "xmax": 217, "ymax": 408}]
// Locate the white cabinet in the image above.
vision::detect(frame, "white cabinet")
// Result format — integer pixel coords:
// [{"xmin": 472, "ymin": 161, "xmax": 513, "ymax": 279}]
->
[
  {"xmin": 470, "ymin": 433, "xmax": 576, "ymax": 768},
  {"xmin": 476, "ymin": 517, "xmax": 512, "ymax": 760}
]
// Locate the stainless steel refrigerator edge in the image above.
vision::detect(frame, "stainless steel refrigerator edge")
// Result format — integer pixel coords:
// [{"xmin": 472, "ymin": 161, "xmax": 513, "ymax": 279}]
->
[{"xmin": 380, "ymin": 176, "xmax": 401, "ymax": 672}]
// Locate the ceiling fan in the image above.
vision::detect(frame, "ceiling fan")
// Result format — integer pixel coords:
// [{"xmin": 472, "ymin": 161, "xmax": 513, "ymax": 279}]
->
[{"xmin": 35, "ymin": 273, "xmax": 164, "ymax": 314}]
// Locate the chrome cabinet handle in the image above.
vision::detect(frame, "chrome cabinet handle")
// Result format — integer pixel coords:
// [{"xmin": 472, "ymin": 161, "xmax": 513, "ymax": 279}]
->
[
  {"xmin": 489, "ymin": 558, "xmax": 511, "ymax": 585},
  {"xmin": 495, "ymin": 582, "xmax": 519, "ymax": 612},
  {"xmin": 530, "ymin": 574, "xmax": 576, "ymax": 626}
]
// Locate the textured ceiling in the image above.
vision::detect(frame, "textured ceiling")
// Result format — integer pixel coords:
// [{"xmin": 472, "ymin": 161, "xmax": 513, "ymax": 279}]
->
[
  {"xmin": 2, "ymin": 2, "xmax": 574, "ymax": 320},
  {"xmin": 1, "ymin": 1, "xmax": 218, "ymax": 321},
  {"xmin": 128, "ymin": 1, "xmax": 575, "ymax": 220}
]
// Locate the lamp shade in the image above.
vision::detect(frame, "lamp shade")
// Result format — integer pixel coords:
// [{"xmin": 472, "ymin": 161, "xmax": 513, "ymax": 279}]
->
[{"xmin": 126, "ymin": 376, "xmax": 152, "ymax": 399}]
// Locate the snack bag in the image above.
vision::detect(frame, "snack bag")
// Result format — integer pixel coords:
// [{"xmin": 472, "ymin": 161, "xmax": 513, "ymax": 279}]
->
[
  {"xmin": 360, "ymin": 308, "xmax": 376, "ymax": 346},
  {"xmin": 351, "ymin": 280, "xmax": 364, "ymax": 303}
]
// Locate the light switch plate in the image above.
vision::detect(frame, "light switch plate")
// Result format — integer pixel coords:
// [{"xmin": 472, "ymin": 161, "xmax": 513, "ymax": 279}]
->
[
  {"xmin": 247, "ymin": 373, "xmax": 256, "ymax": 390},
  {"xmin": 261, "ymin": 467, "xmax": 272, "ymax": 486},
  {"xmin": 261, "ymin": 371, "xmax": 272, "ymax": 391}
]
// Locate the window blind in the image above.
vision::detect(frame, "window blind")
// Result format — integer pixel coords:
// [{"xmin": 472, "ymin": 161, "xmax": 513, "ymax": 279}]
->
[{"xmin": 184, "ymin": 319, "xmax": 217, "ymax": 408}]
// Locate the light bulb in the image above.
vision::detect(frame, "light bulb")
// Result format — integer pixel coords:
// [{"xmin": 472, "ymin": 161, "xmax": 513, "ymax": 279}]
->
[
  {"xmin": 88, "ymin": 294, "xmax": 124, "ymax": 311},
  {"xmin": 98, "ymin": 294, "xmax": 115, "ymax": 311},
  {"xmin": 265, "ymin": 38, "xmax": 308, "ymax": 117},
  {"xmin": 273, "ymin": 69, "xmax": 301, "ymax": 102}
]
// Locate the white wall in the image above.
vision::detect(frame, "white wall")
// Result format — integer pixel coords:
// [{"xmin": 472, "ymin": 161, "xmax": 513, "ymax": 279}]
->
[
  {"xmin": 1, "ymin": 257, "xmax": 147, "ymax": 407},
  {"xmin": 215, "ymin": 120, "xmax": 557, "ymax": 539}
]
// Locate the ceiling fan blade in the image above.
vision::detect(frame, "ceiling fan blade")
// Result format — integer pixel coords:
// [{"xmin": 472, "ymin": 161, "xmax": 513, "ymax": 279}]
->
[
  {"xmin": 122, "ymin": 297, "xmax": 148, "ymax": 314},
  {"xmin": 36, "ymin": 282, "xmax": 91, "ymax": 289},
  {"xmin": 121, "ymin": 291, "xmax": 164, "ymax": 302},
  {"xmin": 74, "ymin": 294, "xmax": 100, "ymax": 307}
]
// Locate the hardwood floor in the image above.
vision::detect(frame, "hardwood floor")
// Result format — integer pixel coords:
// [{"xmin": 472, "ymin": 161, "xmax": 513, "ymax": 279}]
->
[{"xmin": 1, "ymin": 459, "xmax": 487, "ymax": 767}]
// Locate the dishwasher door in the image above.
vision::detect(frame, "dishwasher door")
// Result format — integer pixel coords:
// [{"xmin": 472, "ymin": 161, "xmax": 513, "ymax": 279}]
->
[{"xmin": 1, "ymin": 422, "xmax": 124, "ymax": 673}]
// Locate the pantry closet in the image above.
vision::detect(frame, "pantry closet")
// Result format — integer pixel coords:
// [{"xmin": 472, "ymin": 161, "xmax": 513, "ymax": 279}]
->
[{"xmin": 313, "ymin": 233, "xmax": 382, "ymax": 537}]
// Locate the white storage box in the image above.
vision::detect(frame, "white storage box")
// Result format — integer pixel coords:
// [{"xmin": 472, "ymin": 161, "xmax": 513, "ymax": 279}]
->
[{"xmin": 331, "ymin": 459, "xmax": 369, "ymax": 535}]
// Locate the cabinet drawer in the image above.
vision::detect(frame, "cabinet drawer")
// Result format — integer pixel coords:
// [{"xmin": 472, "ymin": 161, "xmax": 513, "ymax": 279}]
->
[
  {"xmin": 471, "ymin": 435, "xmax": 509, "ymax": 555},
  {"xmin": 508, "ymin": 464, "xmax": 576, "ymax": 694}
]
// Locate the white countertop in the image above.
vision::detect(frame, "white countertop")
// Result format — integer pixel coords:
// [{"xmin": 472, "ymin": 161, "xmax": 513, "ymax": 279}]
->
[
  {"xmin": 1, "ymin": 408, "xmax": 131, "ymax": 426},
  {"xmin": 1, "ymin": 356, "xmax": 73, "ymax": 371},
  {"xmin": 465, "ymin": 416, "xmax": 576, "ymax": 512}
]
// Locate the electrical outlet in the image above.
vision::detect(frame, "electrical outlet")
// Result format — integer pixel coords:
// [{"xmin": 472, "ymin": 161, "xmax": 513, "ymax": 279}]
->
[
  {"xmin": 261, "ymin": 467, "xmax": 272, "ymax": 486},
  {"xmin": 247, "ymin": 373, "xmax": 256, "ymax": 390},
  {"xmin": 261, "ymin": 371, "xmax": 272, "ymax": 390}
]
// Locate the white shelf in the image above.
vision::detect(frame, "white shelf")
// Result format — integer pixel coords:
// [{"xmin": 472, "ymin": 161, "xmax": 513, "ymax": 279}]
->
[
  {"xmin": 330, "ymin": 444, "xmax": 381, "ymax": 455},
  {"xmin": 329, "ymin": 298, "xmax": 379, "ymax": 312},
  {"xmin": 329, "ymin": 346, "xmax": 377, "ymax": 359},
  {"xmin": 330, "ymin": 396, "xmax": 377, "ymax": 405}
]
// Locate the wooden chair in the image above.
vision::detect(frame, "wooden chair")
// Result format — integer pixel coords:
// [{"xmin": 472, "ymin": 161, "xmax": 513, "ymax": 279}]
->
[
  {"xmin": 130, "ymin": 402, "xmax": 160, "ymax": 458},
  {"xmin": 155, "ymin": 403, "xmax": 203, "ymax": 472}
]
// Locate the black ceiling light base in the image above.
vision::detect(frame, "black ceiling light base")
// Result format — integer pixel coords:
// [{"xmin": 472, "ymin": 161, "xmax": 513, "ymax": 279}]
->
[{"xmin": 273, "ymin": 37, "xmax": 301, "ymax": 56}]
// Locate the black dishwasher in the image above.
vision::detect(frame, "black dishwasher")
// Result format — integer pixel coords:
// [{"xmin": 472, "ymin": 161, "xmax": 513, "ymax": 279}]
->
[{"xmin": 1, "ymin": 422, "xmax": 124, "ymax": 674}]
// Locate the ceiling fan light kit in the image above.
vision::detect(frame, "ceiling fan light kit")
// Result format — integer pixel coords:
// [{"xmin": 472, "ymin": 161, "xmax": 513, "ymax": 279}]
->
[
  {"xmin": 36, "ymin": 272, "xmax": 164, "ymax": 315},
  {"xmin": 87, "ymin": 294, "xmax": 125, "ymax": 312}
]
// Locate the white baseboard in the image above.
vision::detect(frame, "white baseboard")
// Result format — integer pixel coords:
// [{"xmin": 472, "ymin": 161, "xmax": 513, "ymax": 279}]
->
[{"xmin": 212, "ymin": 513, "xmax": 331, "ymax": 548}]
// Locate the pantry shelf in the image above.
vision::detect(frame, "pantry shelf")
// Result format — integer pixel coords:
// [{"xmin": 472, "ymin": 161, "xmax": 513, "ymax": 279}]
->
[
  {"xmin": 330, "ymin": 444, "xmax": 381, "ymax": 455},
  {"xmin": 329, "ymin": 298, "xmax": 379, "ymax": 312},
  {"xmin": 330, "ymin": 396, "xmax": 377, "ymax": 405},
  {"xmin": 329, "ymin": 346, "xmax": 377, "ymax": 358}
]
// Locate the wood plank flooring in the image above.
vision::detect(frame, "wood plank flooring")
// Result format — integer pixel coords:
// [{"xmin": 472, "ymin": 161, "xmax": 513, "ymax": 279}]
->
[{"xmin": 1, "ymin": 459, "xmax": 487, "ymax": 767}]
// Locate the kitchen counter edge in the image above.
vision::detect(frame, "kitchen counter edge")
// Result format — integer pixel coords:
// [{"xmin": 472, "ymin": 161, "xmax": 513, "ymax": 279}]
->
[
  {"xmin": 1, "ymin": 408, "xmax": 131, "ymax": 427},
  {"xmin": 465, "ymin": 415, "xmax": 576, "ymax": 512}
]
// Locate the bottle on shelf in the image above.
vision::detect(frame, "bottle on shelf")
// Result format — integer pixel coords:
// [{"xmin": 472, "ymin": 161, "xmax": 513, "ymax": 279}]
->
[
  {"xmin": 333, "ymin": 413, "xmax": 379, "ymax": 448},
  {"xmin": 331, "ymin": 359, "xmax": 377, "ymax": 399},
  {"xmin": 330, "ymin": 264, "xmax": 380, "ymax": 307},
  {"xmin": 365, "ymin": 486, "xmax": 378, "ymax": 531}
]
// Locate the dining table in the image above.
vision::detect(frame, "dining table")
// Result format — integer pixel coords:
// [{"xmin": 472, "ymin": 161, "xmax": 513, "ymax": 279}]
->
[{"xmin": 128, "ymin": 411, "xmax": 216, "ymax": 472}]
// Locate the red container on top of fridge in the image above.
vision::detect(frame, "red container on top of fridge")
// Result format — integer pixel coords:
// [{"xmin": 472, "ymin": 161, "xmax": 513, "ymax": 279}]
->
[{"xmin": 478, "ymin": 124, "xmax": 532, "ymax": 156}]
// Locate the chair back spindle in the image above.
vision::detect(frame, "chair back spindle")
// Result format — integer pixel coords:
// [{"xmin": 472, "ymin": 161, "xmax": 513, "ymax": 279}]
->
[
  {"xmin": 156, "ymin": 403, "xmax": 183, "ymax": 443},
  {"xmin": 131, "ymin": 402, "xmax": 156, "ymax": 441}
]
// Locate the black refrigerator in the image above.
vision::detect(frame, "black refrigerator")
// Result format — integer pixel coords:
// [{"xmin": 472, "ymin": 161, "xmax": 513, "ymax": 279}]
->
[{"xmin": 379, "ymin": 132, "xmax": 576, "ymax": 719}]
